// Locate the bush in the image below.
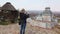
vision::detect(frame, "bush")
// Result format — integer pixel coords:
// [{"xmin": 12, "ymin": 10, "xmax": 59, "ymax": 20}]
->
[
  {"xmin": 0, "ymin": 20, "xmax": 11, "ymax": 25},
  {"xmin": 0, "ymin": 21, "xmax": 9, "ymax": 25},
  {"xmin": 58, "ymin": 19, "xmax": 60, "ymax": 23},
  {"xmin": 0, "ymin": 18, "xmax": 18, "ymax": 25}
]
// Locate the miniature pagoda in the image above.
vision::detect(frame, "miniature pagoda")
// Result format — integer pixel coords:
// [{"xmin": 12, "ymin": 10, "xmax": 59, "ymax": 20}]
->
[{"xmin": 27, "ymin": 7, "xmax": 58, "ymax": 29}]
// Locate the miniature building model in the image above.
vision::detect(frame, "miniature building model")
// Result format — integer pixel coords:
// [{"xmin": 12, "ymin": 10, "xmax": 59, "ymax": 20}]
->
[{"xmin": 27, "ymin": 7, "xmax": 58, "ymax": 29}]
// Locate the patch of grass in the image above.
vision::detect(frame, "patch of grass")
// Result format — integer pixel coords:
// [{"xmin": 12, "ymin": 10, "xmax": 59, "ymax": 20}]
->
[
  {"xmin": 0, "ymin": 18, "xmax": 19, "ymax": 25},
  {"xmin": 58, "ymin": 19, "xmax": 60, "ymax": 23},
  {"xmin": 0, "ymin": 21, "xmax": 9, "ymax": 25},
  {"xmin": 0, "ymin": 20, "xmax": 18, "ymax": 25}
]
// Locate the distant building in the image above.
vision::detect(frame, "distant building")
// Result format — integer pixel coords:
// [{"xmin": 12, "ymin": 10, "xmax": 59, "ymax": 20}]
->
[
  {"xmin": 27, "ymin": 7, "xmax": 58, "ymax": 29},
  {"xmin": 0, "ymin": 2, "xmax": 18, "ymax": 23}
]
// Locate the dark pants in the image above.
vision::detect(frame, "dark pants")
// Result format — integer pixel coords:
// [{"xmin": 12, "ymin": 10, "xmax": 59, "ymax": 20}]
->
[{"xmin": 20, "ymin": 20, "xmax": 26, "ymax": 34}]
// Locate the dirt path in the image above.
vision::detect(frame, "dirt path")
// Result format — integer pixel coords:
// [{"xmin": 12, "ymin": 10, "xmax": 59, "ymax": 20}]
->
[
  {"xmin": 0, "ymin": 23, "xmax": 60, "ymax": 34},
  {"xmin": 0, "ymin": 23, "xmax": 20, "ymax": 34}
]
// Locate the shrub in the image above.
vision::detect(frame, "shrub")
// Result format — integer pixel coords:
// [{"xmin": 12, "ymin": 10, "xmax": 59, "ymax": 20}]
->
[{"xmin": 0, "ymin": 20, "xmax": 9, "ymax": 25}]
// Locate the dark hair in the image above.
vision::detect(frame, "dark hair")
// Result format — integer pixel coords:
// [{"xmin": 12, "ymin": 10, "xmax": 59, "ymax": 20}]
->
[{"xmin": 21, "ymin": 9, "xmax": 25, "ymax": 11}]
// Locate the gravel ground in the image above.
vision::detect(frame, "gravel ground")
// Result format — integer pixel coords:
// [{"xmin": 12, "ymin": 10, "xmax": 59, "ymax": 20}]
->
[{"xmin": 0, "ymin": 23, "xmax": 60, "ymax": 34}]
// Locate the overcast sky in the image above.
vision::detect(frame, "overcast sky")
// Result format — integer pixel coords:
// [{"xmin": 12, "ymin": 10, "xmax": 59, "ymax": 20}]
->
[{"xmin": 0, "ymin": 0, "xmax": 60, "ymax": 11}]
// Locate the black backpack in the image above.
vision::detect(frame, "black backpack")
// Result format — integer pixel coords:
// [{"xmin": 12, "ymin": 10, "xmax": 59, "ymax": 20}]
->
[{"xmin": 19, "ymin": 21, "xmax": 21, "ymax": 25}]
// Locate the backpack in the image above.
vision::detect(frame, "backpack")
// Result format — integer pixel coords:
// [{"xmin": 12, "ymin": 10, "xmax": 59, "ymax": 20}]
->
[{"xmin": 19, "ymin": 21, "xmax": 21, "ymax": 25}]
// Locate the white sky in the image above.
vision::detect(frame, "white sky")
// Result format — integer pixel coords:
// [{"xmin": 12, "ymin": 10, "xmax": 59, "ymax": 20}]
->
[{"xmin": 0, "ymin": 0, "xmax": 60, "ymax": 11}]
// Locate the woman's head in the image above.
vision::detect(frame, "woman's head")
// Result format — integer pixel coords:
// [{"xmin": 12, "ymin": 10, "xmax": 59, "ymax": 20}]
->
[{"xmin": 20, "ymin": 8, "xmax": 25, "ymax": 13}]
